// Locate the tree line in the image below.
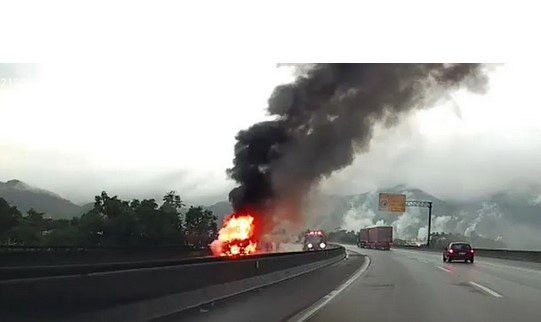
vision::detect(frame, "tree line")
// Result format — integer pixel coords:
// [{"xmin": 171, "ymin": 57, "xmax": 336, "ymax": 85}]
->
[{"xmin": 0, "ymin": 191, "xmax": 218, "ymax": 248}]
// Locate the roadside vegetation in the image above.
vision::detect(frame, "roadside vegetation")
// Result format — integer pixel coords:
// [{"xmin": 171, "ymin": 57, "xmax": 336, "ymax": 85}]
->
[{"xmin": 0, "ymin": 191, "xmax": 217, "ymax": 248}]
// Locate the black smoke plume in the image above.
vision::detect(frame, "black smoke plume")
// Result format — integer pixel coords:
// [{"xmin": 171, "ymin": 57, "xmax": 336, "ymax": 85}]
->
[{"xmin": 227, "ymin": 64, "xmax": 487, "ymax": 223}]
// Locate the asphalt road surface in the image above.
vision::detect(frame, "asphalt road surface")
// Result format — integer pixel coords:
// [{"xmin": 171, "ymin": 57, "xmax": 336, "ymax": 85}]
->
[
  {"xmin": 309, "ymin": 245, "xmax": 541, "ymax": 322},
  {"xmin": 161, "ymin": 245, "xmax": 541, "ymax": 322},
  {"xmin": 156, "ymin": 250, "xmax": 365, "ymax": 322}
]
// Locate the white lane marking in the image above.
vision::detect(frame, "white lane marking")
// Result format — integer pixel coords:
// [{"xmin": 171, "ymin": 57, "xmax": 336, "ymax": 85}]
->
[
  {"xmin": 469, "ymin": 281, "xmax": 503, "ymax": 298},
  {"xmin": 437, "ymin": 265, "xmax": 451, "ymax": 272},
  {"xmin": 289, "ymin": 249, "xmax": 371, "ymax": 322}
]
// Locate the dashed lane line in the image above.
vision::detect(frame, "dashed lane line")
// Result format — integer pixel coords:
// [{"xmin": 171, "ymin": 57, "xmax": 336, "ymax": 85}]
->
[{"xmin": 469, "ymin": 281, "xmax": 503, "ymax": 298}]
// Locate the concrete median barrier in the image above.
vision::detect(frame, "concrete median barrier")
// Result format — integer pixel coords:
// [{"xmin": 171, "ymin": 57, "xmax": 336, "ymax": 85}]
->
[
  {"xmin": 473, "ymin": 248, "xmax": 541, "ymax": 262},
  {"xmin": 0, "ymin": 246, "xmax": 346, "ymax": 321}
]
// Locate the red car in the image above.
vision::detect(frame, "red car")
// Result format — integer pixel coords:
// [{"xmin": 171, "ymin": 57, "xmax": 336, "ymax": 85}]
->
[{"xmin": 443, "ymin": 242, "xmax": 474, "ymax": 263}]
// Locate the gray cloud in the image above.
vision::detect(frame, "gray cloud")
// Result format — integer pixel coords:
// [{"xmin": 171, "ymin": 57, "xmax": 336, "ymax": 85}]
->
[
  {"xmin": 320, "ymin": 111, "xmax": 541, "ymax": 201},
  {"xmin": 2, "ymin": 63, "xmax": 540, "ymax": 222},
  {"xmin": 0, "ymin": 144, "xmax": 234, "ymax": 206}
]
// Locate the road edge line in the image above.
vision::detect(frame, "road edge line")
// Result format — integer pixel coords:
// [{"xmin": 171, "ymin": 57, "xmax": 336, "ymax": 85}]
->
[{"xmin": 288, "ymin": 248, "xmax": 371, "ymax": 322}]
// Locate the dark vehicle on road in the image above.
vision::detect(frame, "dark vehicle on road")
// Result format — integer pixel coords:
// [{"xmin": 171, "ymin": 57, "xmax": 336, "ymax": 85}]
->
[
  {"xmin": 303, "ymin": 230, "xmax": 328, "ymax": 251},
  {"xmin": 443, "ymin": 242, "xmax": 474, "ymax": 263}
]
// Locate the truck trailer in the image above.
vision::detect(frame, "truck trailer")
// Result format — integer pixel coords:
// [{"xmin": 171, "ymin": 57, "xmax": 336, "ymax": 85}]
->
[
  {"xmin": 357, "ymin": 228, "xmax": 369, "ymax": 248},
  {"xmin": 357, "ymin": 226, "xmax": 393, "ymax": 250}
]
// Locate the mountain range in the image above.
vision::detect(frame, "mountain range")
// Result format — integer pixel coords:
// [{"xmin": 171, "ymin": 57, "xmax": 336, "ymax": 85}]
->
[
  {"xmin": 2, "ymin": 179, "xmax": 541, "ymax": 249},
  {"xmin": 305, "ymin": 185, "xmax": 541, "ymax": 249},
  {"xmin": 0, "ymin": 180, "xmax": 85, "ymax": 218},
  {"xmin": 0, "ymin": 179, "xmax": 231, "ymax": 221}
]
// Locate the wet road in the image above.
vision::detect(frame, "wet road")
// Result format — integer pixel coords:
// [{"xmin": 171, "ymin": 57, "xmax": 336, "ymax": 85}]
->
[
  {"xmin": 156, "ymin": 250, "xmax": 364, "ymax": 322},
  {"xmin": 308, "ymin": 246, "xmax": 541, "ymax": 322},
  {"xmin": 164, "ymin": 245, "xmax": 541, "ymax": 322}
]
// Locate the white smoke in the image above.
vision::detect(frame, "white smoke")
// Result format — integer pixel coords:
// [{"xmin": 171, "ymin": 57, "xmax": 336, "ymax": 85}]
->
[
  {"xmin": 432, "ymin": 215, "xmax": 453, "ymax": 233},
  {"xmin": 340, "ymin": 195, "xmax": 427, "ymax": 240},
  {"xmin": 417, "ymin": 226, "xmax": 427, "ymax": 240},
  {"xmin": 530, "ymin": 194, "xmax": 541, "ymax": 206},
  {"xmin": 416, "ymin": 216, "xmax": 452, "ymax": 241},
  {"xmin": 464, "ymin": 202, "xmax": 503, "ymax": 237},
  {"xmin": 392, "ymin": 212, "xmax": 421, "ymax": 239},
  {"xmin": 340, "ymin": 198, "xmax": 377, "ymax": 231}
]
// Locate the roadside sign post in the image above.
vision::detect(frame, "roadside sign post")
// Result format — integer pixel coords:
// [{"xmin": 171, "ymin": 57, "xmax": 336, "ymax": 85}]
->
[
  {"xmin": 404, "ymin": 200, "xmax": 433, "ymax": 247},
  {"xmin": 428, "ymin": 202, "xmax": 432, "ymax": 247},
  {"xmin": 378, "ymin": 193, "xmax": 433, "ymax": 246}
]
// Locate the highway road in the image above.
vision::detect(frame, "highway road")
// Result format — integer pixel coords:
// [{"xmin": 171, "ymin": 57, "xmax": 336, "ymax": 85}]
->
[
  {"xmin": 156, "ymin": 249, "xmax": 365, "ymax": 322},
  {"xmin": 307, "ymin": 246, "xmax": 541, "ymax": 322},
  {"xmin": 167, "ymin": 245, "xmax": 541, "ymax": 322}
]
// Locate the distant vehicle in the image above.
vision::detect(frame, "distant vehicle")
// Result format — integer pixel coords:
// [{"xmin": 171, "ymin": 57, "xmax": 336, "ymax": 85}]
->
[
  {"xmin": 357, "ymin": 228, "xmax": 369, "ymax": 248},
  {"xmin": 357, "ymin": 226, "xmax": 393, "ymax": 250},
  {"xmin": 303, "ymin": 230, "xmax": 328, "ymax": 251},
  {"xmin": 443, "ymin": 242, "xmax": 474, "ymax": 263}
]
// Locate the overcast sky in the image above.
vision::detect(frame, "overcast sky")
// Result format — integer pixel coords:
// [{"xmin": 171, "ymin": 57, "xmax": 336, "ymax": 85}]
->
[
  {"xmin": 322, "ymin": 63, "xmax": 541, "ymax": 201},
  {"xmin": 0, "ymin": 62, "xmax": 294, "ymax": 204},
  {"xmin": 1, "ymin": 2, "xmax": 540, "ymax": 206},
  {"xmin": 2, "ymin": 63, "xmax": 540, "ymax": 205}
]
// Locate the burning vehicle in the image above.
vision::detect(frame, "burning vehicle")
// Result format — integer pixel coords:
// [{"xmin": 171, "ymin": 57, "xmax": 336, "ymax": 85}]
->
[
  {"xmin": 210, "ymin": 212, "xmax": 258, "ymax": 257},
  {"xmin": 303, "ymin": 230, "xmax": 328, "ymax": 251}
]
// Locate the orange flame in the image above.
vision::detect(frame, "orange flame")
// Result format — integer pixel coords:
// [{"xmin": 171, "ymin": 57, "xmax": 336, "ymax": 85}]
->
[{"xmin": 211, "ymin": 212, "xmax": 258, "ymax": 257}]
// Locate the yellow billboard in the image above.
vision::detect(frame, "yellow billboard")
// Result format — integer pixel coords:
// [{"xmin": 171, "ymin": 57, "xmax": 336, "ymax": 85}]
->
[{"xmin": 378, "ymin": 193, "xmax": 406, "ymax": 213}]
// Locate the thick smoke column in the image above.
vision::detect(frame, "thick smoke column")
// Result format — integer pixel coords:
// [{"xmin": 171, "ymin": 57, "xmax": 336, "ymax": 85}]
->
[{"xmin": 228, "ymin": 64, "xmax": 487, "ymax": 230}]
